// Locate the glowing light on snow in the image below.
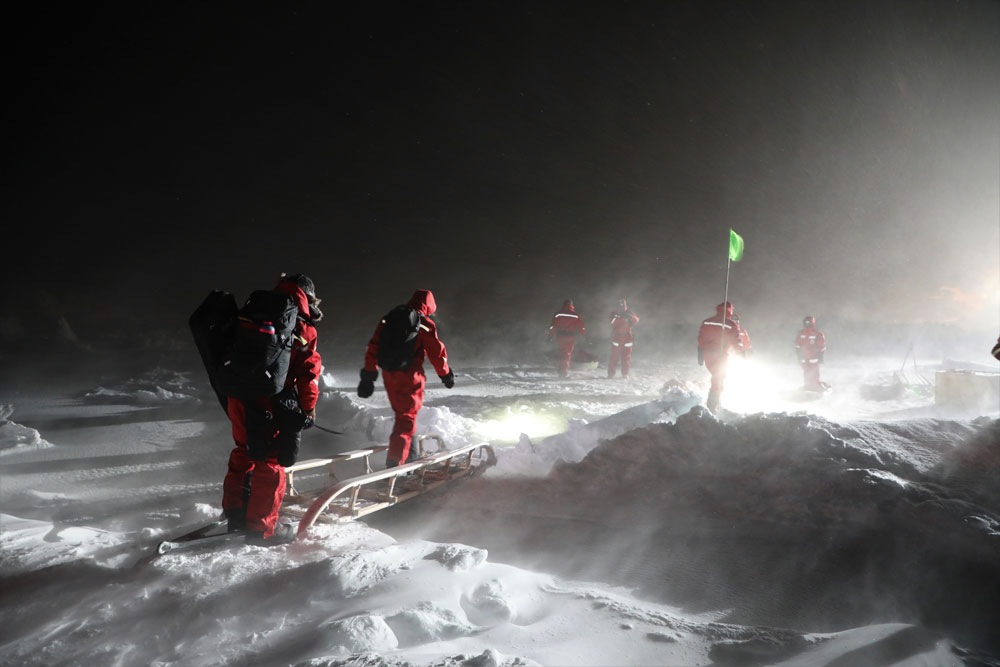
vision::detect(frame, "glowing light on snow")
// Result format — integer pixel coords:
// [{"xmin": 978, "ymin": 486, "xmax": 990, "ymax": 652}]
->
[
  {"xmin": 721, "ymin": 355, "xmax": 788, "ymax": 414},
  {"xmin": 479, "ymin": 406, "xmax": 565, "ymax": 443}
]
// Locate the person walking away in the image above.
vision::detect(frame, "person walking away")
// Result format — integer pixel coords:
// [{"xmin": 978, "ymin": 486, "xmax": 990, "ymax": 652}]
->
[
  {"xmin": 607, "ymin": 297, "xmax": 639, "ymax": 379},
  {"xmin": 357, "ymin": 289, "xmax": 455, "ymax": 468},
  {"xmin": 222, "ymin": 273, "xmax": 323, "ymax": 544},
  {"xmin": 548, "ymin": 299, "xmax": 587, "ymax": 377},
  {"xmin": 697, "ymin": 301, "xmax": 744, "ymax": 413},
  {"xmin": 796, "ymin": 315, "xmax": 828, "ymax": 391}
]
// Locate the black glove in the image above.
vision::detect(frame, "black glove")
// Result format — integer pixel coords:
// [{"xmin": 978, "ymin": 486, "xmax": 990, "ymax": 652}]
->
[
  {"xmin": 439, "ymin": 370, "xmax": 455, "ymax": 388},
  {"xmin": 272, "ymin": 388, "xmax": 307, "ymax": 467},
  {"xmin": 276, "ymin": 433, "xmax": 300, "ymax": 467},
  {"xmin": 357, "ymin": 369, "xmax": 378, "ymax": 398},
  {"xmin": 697, "ymin": 348, "xmax": 704, "ymax": 366}
]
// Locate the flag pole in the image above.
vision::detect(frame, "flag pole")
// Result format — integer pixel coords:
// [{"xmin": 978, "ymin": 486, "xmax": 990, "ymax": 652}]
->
[{"xmin": 721, "ymin": 255, "xmax": 731, "ymax": 357}]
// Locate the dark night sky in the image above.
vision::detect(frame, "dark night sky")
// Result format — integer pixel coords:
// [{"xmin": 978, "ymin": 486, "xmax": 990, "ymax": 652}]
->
[{"xmin": 4, "ymin": 1, "xmax": 999, "ymax": 363}]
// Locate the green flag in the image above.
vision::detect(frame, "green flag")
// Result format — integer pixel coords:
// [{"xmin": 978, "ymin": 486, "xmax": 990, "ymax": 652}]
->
[{"xmin": 728, "ymin": 229, "xmax": 744, "ymax": 262}]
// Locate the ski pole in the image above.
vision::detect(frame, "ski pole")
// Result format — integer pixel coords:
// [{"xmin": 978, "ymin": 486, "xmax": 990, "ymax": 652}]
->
[{"xmin": 309, "ymin": 422, "xmax": 344, "ymax": 435}]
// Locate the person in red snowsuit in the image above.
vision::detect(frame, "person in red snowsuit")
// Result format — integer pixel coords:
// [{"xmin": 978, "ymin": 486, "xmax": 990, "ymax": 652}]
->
[
  {"xmin": 548, "ymin": 299, "xmax": 587, "ymax": 377},
  {"xmin": 607, "ymin": 298, "xmax": 639, "ymax": 379},
  {"xmin": 222, "ymin": 273, "xmax": 323, "ymax": 543},
  {"xmin": 697, "ymin": 301, "xmax": 744, "ymax": 413},
  {"xmin": 357, "ymin": 289, "xmax": 454, "ymax": 468},
  {"xmin": 796, "ymin": 315, "xmax": 828, "ymax": 391}
]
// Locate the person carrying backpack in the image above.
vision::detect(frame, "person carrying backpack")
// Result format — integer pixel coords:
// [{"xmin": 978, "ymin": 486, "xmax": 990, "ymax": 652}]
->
[
  {"xmin": 357, "ymin": 289, "xmax": 454, "ymax": 468},
  {"xmin": 220, "ymin": 273, "xmax": 323, "ymax": 544}
]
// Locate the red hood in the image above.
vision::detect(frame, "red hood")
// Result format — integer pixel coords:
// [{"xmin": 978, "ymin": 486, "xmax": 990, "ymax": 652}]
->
[
  {"xmin": 715, "ymin": 301, "xmax": 734, "ymax": 317},
  {"xmin": 562, "ymin": 300, "xmax": 575, "ymax": 311},
  {"xmin": 274, "ymin": 280, "xmax": 310, "ymax": 316},
  {"xmin": 408, "ymin": 289, "xmax": 437, "ymax": 316}
]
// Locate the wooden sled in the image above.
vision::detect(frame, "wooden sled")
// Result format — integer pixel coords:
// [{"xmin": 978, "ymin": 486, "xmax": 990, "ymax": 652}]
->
[
  {"xmin": 293, "ymin": 435, "xmax": 496, "ymax": 537},
  {"xmin": 284, "ymin": 445, "xmax": 389, "ymax": 502}
]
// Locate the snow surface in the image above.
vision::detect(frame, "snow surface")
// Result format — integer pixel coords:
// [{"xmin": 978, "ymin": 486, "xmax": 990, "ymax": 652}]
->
[{"xmin": 1, "ymin": 351, "xmax": 999, "ymax": 666}]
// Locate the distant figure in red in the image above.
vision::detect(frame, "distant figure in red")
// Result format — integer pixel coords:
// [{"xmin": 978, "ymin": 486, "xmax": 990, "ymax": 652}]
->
[
  {"xmin": 223, "ymin": 273, "xmax": 322, "ymax": 544},
  {"xmin": 991, "ymin": 336, "xmax": 1000, "ymax": 362},
  {"xmin": 697, "ymin": 301, "xmax": 744, "ymax": 413},
  {"xmin": 607, "ymin": 297, "xmax": 639, "ymax": 379},
  {"xmin": 548, "ymin": 299, "xmax": 587, "ymax": 377},
  {"xmin": 796, "ymin": 315, "xmax": 828, "ymax": 391},
  {"xmin": 358, "ymin": 289, "xmax": 454, "ymax": 468}
]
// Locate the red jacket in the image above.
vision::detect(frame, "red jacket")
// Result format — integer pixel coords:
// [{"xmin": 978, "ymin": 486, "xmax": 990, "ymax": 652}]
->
[
  {"xmin": 364, "ymin": 289, "xmax": 450, "ymax": 378},
  {"xmin": 273, "ymin": 280, "xmax": 322, "ymax": 412},
  {"xmin": 609, "ymin": 300, "xmax": 639, "ymax": 340},
  {"xmin": 697, "ymin": 302, "xmax": 742, "ymax": 361},
  {"xmin": 796, "ymin": 325, "xmax": 826, "ymax": 363},
  {"xmin": 549, "ymin": 301, "xmax": 587, "ymax": 337}
]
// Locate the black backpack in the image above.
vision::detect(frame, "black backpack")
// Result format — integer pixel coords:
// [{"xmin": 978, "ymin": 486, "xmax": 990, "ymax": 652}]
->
[
  {"xmin": 189, "ymin": 289, "xmax": 239, "ymax": 411},
  {"xmin": 191, "ymin": 289, "xmax": 299, "ymax": 404},
  {"xmin": 376, "ymin": 305, "xmax": 421, "ymax": 371}
]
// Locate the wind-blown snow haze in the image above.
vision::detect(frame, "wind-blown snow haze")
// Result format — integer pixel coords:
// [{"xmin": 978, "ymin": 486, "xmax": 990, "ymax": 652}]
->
[{"xmin": 2, "ymin": 1, "xmax": 1000, "ymax": 665}]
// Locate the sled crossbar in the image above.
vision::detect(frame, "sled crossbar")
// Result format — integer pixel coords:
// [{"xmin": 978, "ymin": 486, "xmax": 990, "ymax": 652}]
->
[
  {"xmin": 284, "ymin": 446, "xmax": 388, "ymax": 501},
  {"xmin": 296, "ymin": 439, "xmax": 496, "ymax": 536}
]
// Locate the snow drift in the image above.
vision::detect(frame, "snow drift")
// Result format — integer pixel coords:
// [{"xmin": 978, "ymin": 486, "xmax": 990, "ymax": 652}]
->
[{"xmin": 1, "ymin": 356, "xmax": 999, "ymax": 665}]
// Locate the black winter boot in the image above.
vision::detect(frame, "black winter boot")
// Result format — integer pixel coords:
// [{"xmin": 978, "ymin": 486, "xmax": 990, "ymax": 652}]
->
[{"xmin": 224, "ymin": 508, "xmax": 247, "ymax": 533}]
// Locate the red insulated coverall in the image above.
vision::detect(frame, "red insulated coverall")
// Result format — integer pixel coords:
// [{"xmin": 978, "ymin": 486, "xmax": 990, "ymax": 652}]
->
[
  {"xmin": 364, "ymin": 289, "xmax": 450, "ymax": 466},
  {"xmin": 221, "ymin": 281, "xmax": 321, "ymax": 538},
  {"xmin": 607, "ymin": 300, "xmax": 639, "ymax": 378},
  {"xmin": 796, "ymin": 322, "xmax": 827, "ymax": 390},
  {"xmin": 697, "ymin": 302, "xmax": 743, "ymax": 411},
  {"xmin": 549, "ymin": 301, "xmax": 587, "ymax": 377}
]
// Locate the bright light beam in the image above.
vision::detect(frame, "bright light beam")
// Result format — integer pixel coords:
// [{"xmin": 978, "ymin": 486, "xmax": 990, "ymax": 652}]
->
[
  {"xmin": 722, "ymin": 355, "xmax": 790, "ymax": 414},
  {"xmin": 478, "ymin": 406, "xmax": 566, "ymax": 444}
]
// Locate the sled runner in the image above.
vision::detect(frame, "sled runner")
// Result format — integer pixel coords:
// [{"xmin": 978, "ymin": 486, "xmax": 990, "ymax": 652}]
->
[
  {"xmin": 156, "ymin": 521, "xmax": 252, "ymax": 556},
  {"xmin": 295, "ymin": 435, "xmax": 496, "ymax": 537}
]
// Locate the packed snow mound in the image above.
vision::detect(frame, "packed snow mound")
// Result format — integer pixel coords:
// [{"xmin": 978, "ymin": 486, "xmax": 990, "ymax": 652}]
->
[
  {"xmin": 489, "ymin": 385, "xmax": 702, "ymax": 477},
  {"xmin": 315, "ymin": 614, "xmax": 399, "ymax": 655},
  {"xmin": 79, "ymin": 367, "xmax": 200, "ymax": 404},
  {"xmin": 539, "ymin": 409, "xmax": 1000, "ymax": 529},
  {"xmin": 0, "ymin": 408, "xmax": 53, "ymax": 455},
  {"xmin": 424, "ymin": 410, "xmax": 1000, "ymax": 652}
]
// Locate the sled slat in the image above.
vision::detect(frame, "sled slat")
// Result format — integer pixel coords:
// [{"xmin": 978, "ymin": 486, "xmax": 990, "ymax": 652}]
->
[{"xmin": 286, "ymin": 446, "xmax": 389, "ymax": 499}]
